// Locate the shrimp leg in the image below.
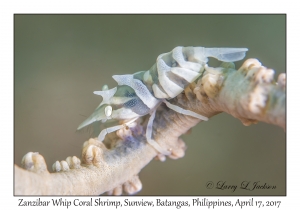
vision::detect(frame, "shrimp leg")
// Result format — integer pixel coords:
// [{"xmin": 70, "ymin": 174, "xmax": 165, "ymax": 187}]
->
[
  {"xmin": 162, "ymin": 99, "xmax": 208, "ymax": 121},
  {"xmin": 146, "ymin": 108, "xmax": 171, "ymax": 156},
  {"xmin": 98, "ymin": 117, "xmax": 139, "ymax": 141}
]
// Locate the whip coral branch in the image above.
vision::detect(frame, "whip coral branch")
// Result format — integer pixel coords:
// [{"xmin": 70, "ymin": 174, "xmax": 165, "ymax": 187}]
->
[{"xmin": 14, "ymin": 59, "xmax": 285, "ymax": 195}]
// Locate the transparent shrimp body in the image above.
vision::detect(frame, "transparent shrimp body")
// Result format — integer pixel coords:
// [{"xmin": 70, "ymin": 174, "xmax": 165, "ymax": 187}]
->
[{"xmin": 78, "ymin": 46, "xmax": 248, "ymax": 155}]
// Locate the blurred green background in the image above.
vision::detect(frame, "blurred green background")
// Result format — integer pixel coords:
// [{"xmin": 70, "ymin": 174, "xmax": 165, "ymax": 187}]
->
[{"xmin": 14, "ymin": 15, "xmax": 285, "ymax": 195}]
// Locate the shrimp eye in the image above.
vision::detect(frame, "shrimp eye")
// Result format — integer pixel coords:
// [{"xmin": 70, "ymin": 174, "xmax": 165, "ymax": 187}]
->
[{"xmin": 104, "ymin": 106, "xmax": 112, "ymax": 117}]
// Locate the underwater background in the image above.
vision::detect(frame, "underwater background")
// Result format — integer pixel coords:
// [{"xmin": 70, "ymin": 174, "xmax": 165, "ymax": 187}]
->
[{"xmin": 14, "ymin": 14, "xmax": 285, "ymax": 195}]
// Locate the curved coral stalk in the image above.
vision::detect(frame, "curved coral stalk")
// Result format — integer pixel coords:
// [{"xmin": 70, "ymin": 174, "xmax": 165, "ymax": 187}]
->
[{"xmin": 14, "ymin": 59, "xmax": 285, "ymax": 195}]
